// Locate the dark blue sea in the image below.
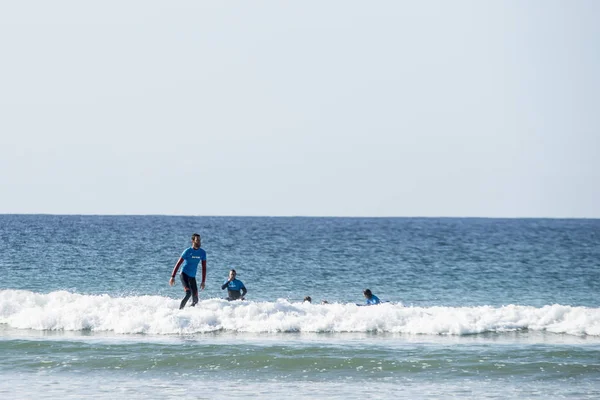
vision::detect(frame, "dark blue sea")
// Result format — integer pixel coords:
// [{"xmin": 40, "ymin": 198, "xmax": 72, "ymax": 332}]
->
[{"xmin": 1, "ymin": 215, "xmax": 599, "ymax": 399}]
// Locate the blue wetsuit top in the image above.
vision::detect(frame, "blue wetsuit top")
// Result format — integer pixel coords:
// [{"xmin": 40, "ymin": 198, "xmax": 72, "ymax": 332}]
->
[
  {"xmin": 365, "ymin": 295, "xmax": 381, "ymax": 305},
  {"xmin": 222, "ymin": 278, "xmax": 246, "ymax": 292},
  {"xmin": 221, "ymin": 278, "xmax": 247, "ymax": 300},
  {"xmin": 180, "ymin": 247, "xmax": 206, "ymax": 277}
]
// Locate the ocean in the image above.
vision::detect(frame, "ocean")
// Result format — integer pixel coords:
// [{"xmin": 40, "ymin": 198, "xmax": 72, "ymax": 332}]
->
[{"xmin": 1, "ymin": 215, "xmax": 599, "ymax": 399}]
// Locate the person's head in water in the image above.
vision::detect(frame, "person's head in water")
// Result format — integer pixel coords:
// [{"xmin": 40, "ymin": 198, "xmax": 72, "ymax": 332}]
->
[
  {"xmin": 191, "ymin": 233, "xmax": 201, "ymax": 249},
  {"xmin": 303, "ymin": 296, "xmax": 312, "ymax": 303},
  {"xmin": 363, "ymin": 289, "xmax": 373, "ymax": 299},
  {"xmin": 228, "ymin": 269, "xmax": 237, "ymax": 281}
]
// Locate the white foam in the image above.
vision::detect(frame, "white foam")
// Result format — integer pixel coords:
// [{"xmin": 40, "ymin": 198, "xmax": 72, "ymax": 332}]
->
[{"xmin": 1, "ymin": 290, "xmax": 599, "ymax": 336}]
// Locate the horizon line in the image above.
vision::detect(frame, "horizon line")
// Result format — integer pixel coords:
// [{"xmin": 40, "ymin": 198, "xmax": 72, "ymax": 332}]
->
[{"xmin": 0, "ymin": 213, "xmax": 598, "ymax": 220}]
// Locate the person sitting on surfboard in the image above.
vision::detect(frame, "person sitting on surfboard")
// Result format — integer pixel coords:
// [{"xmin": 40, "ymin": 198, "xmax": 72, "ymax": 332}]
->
[
  {"xmin": 363, "ymin": 289, "xmax": 381, "ymax": 305},
  {"xmin": 221, "ymin": 269, "xmax": 247, "ymax": 301}
]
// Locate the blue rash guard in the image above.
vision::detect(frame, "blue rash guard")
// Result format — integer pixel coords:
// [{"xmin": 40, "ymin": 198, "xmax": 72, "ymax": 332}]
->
[
  {"xmin": 221, "ymin": 278, "xmax": 247, "ymax": 300},
  {"xmin": 180, "ymin": 247, "xmax": 207, "ymax": 277},
  {"xmin": 365, "ymin": 295, "xmax": 381, "ymax": 305}
]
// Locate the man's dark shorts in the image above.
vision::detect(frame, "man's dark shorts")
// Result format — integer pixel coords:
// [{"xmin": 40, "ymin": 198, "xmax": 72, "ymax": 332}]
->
[{"xmin": 180, "ymin": 272, "xmax": 198, "ymax": 295}]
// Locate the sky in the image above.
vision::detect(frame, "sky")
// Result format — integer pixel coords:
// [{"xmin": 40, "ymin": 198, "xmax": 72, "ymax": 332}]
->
[{"xmin": 1, "ymin": 1, "xmax": 599, "ymax": 218}]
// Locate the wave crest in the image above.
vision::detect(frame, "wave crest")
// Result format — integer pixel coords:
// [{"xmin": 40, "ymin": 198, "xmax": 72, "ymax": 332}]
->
[{"xmin": 1, "ymin": 290, "xmax": 599, "ymax": 336}]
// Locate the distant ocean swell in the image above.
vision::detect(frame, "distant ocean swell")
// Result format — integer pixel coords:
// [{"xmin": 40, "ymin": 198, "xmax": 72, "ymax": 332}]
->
[{"xmin": 1, "ymin": 290, "xmax": 599, "ymax": 336}]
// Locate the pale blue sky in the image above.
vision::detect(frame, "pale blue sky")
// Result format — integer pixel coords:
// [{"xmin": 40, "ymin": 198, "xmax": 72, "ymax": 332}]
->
[{"xmin": 1, "ymin": 1, "xmax": 599, "ymax": 217}]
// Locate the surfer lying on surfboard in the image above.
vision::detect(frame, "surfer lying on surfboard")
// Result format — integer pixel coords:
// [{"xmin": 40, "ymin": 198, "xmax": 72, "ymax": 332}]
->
[{"xmin": 362, "ymin": 288, "xmax": 381, "ymax": 305}]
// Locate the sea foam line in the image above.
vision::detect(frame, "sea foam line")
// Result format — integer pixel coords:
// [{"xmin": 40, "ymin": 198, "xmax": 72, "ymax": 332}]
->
[{"xmin": 1, "ymin": 290, "xmax": 599, "ymax": 336}]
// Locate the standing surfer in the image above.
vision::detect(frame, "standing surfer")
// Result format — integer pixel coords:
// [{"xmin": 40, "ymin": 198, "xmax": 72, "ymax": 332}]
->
[{"xmin": 169, "ymin": 233, "xmax": 207, "ymax": 309}]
